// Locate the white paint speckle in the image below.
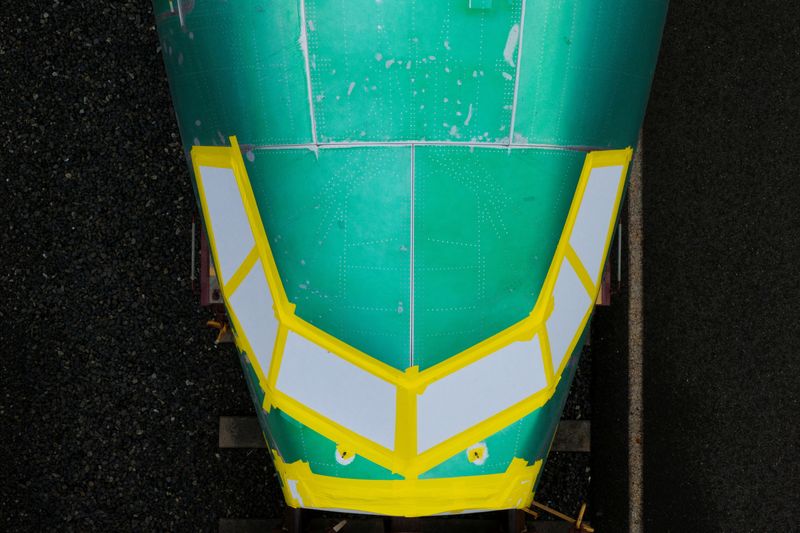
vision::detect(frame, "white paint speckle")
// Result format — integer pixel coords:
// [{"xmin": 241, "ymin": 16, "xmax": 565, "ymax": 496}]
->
[
  {"xmin": 449, "ymin": 125, "xmax": 460, "ymax": 137},
  {"xmin": 503, "ymin": 24, "xmax": 520, "ymax": 67},
  {"xmin": 464, "ymin": 103, "xmax": 474, "ymax": 126},
  {"xmin": 428, "ymin": 55, "xmax": 436, "ymax": 61},
  {"xmin": 502, "ymin": 71, "xmax": 513, "ymax": 81},
  {"xmin": 315, "ymin": 93, "xmax": 325, "ymax": 102},
  {"xmin": 443, "ymin": 97, "xmax": 449, "ymax": 103},
  {"xmin": 444, "ymin": 40, "xmax": 451, "ymax": 50},
  {"xmin": 406, "ymin": 61, "xmax": 412, "ymax": 70},
  {"xmin": 472, "ymin": 70, "xmax": 478, "ymax": 78},
  {"xmin": 246, "ymin": 151, "xmax": 255, "ymax": 162},
  {"xmin": 385, "ymin": 58, "xmax": 395, "ymax": 68},
  {"xmin": 307, "ymin": 20, "xmax": 315, "ymax": 32},
  {"xmin": 375, "ymin": 52, "xmax": 383, "ymax": 61},
  {"xmin": 194, "ymin": 119, "xmax": 202, "ymax": 126},
  {"xmin": 347, "ymin": 82, "xmax": 356, "ymax": 96}
]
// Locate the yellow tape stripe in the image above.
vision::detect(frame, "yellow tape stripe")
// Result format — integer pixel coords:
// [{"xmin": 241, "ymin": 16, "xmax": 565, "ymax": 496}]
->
[
  {"xmin": 228, "ymin": 137, "xmax": 295, "ymax": 320},
  {"xmin": 275, "ymin": 452, "xmax": 541, "ymax": 516},
  {"xmin": 222, "ymin": 245, "xmax": 259, "ymax": 296},
  {"xmin": 266, "ymin": 323, "xmax": 289, "ymax": 392},
  {"xmin": 565, "ymin": 244, "xmax": 596, "ymax": 297},
  {"xmin": 395, "ymin": 385, "xmax": 418, "ymax": 473},
  {"xmin": 539, "ymin": 328, "xmax": 555, "ymax": 388},
  {"xmin": 190, "ymin": 139, "xmax": 632, "ymax": 481}
]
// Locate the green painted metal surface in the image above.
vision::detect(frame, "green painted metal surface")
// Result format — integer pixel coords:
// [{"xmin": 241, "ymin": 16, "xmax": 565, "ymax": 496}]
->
[
  {"xmin": 246, "ymin": 147, "xmax": 412, "ymax": 369},
  {"xmin": 155, "ymin": 0, "xmax": 666, "ymax": 368},
  {"xmin": 154, "ymin": 0, "xmax": 312, "ymax": 146},
  {"xmin": 155, "ymin": 0, "xmax": 665, "ymax": 149},
  {"xmin": 413, "ymin": 146, "xmax": 584, "ymax": 368},
  {"xmin": 244, "ymin": 145, "xmax": 585, "ymax": 369},
  {"xmin": 153, "ymin": 0, "xmax": 666, "ymax": 503},
  {"xmin": 514, "ymin": 0, "xmax": 668, "ymax": 148},
  {"xmin": 305, "ymin": 0, "xmax": 522, "ymax": 142}
]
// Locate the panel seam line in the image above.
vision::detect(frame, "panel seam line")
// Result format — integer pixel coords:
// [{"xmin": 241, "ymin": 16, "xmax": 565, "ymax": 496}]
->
[
  {"xmin": 409, "ymin": 143, "xmax": 415, "ymax": 367},
  {"xmin": 298, "ymin": 0, "xmax": 318, "ymax": 146},
  {"xmin": 508, "ymin": 0, "xmax": 528, "ymax": 146},
  {"xmin": 239, "ymin": 141, "xmax": 607, "ymax": 152}
]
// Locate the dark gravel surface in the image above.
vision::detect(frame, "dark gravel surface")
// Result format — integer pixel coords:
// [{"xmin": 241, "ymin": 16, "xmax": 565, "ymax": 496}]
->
[
  {"xmin": 1, "ymin": 2, "xmax": 593, "ymax": 531},
  {"xmin": 0, "ymin": 2, "xmax": 280, "ymax": 530},
  {"xmin": 561, "ymin": 346, "xmax": 591, "ymax": 422},
  {"xmin": 642, "ymin": 2, "xmax": 799, "ymax": 531},
  {"xmin": 535, "ymin": 452, "xmax": 592, "ymax": 520},
  {"xmin": 587, "ymin": 292, "xmax": 631, "ymax": 532}
]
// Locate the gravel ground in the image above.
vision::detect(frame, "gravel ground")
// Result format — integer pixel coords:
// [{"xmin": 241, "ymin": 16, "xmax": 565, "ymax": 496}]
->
[
  {"xmin": 1, "ymin": 2, "xmax": 280, "ymax": 530},
  {"xmin": 1, "ymin": 2, "xmax": 592, "ymax": 531}
]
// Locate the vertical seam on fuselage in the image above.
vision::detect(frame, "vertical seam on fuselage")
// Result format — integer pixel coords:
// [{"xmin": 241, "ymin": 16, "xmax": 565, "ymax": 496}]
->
[
  {"xmin": 409, "ymin": 144, "xmax": 416, "ymax": 368},
  {"xmin": 298, "ymin": 0, "xmax": 318, "ymax": 146},
  {"xmin": 508, "ymin": 0, "xmax": 528, "ymax": 145}
]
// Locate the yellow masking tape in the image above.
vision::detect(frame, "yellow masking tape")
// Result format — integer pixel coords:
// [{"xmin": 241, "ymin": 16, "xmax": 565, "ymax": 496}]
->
[{"xmin": 191, "ymin": 138, "xmax": 631, "ymax": 483}]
